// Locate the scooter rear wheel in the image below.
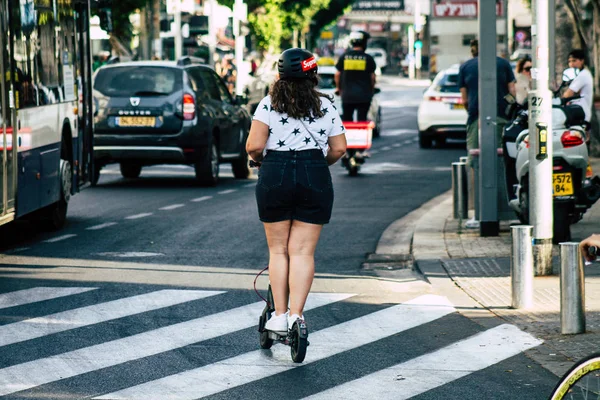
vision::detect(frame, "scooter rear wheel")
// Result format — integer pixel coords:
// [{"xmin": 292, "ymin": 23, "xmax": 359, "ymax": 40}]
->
[
  {"xmin": 348, "ymin": 166, "xmax": 359, "ymax": 176},
  {"xmin": 290, "ymin": 320, "xmax": 308, "ymax": 363}
]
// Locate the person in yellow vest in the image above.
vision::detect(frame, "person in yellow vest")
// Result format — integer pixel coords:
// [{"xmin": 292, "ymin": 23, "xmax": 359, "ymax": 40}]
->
[{"xmin": 334, "ymin": 31, "xmax": 376, "ymax": 121}]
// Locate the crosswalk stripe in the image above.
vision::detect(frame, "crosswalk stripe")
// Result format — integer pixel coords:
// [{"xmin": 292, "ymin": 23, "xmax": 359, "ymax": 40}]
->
[
  {"xmin": 0, "ymin": 290, "xmax": 223, "ymax": 347},
  {"xmin": 96, "ymin": 294, "xmax": 456, "ymax": 400},
  {"xmin": 303, "ymin": 324, "xmax": 543, "ymax": 399},
  {"xmin": 0, "ymin": 292, "xmax": 353, "ymax": 396},
  {"xmin": 0, "ymin": 287, "xmax": 97, "ymax": 310}
]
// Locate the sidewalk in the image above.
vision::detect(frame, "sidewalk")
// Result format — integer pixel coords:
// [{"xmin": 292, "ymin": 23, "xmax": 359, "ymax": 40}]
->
[{"xmin": 409, "ymin": 157, "xmax": 600, "ymax": 378}]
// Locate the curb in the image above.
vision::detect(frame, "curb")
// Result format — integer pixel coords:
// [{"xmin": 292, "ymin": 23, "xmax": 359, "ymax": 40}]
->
[{"xmin": 405, "ymin": 190, "xmax": 574, "ymax": 378}]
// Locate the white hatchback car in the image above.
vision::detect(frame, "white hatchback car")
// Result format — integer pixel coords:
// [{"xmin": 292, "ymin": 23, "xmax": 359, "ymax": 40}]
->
[
  {"xmin": 317, "ymin": 65, "xmax": 382, "ymax": 137},
  {"xmin": 417, "ymin": 66, "xmax": 468, "ymax": 148},
  {"xmin": 365, "ymin": 48, "xmax": 388, "ymax": 74}
]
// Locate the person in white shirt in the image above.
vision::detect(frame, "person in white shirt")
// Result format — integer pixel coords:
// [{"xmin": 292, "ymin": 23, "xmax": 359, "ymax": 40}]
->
[
  {"xmin": 246, "ymin": 48, "xmax": 347, "ymax": 334},
  {"xmin": 563, "ymin": 49, "xmax": 594, "ymax": 123}
]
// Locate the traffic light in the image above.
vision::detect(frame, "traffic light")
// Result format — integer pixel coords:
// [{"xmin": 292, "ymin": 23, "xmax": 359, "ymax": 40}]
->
[{"xmin": 414, "ymin": 40, "xmax": 422, "ymax": 49}]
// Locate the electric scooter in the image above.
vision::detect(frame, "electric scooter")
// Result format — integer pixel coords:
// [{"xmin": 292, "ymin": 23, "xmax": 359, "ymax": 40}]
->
[{"xmin": 254, "ymin": 267, "xmax": 309, "ymax": 363}]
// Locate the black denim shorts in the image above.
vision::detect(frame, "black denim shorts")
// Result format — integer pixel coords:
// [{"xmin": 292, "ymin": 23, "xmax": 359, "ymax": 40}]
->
[{"xmin": 256, "ymin": 150, "xmax": 334, "ymax": 225}]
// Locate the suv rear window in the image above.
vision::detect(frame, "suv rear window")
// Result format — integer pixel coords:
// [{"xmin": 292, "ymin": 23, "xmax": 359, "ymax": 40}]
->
[
  {"xmin": 94, "ymin": 66, "xmax": 183, "ymax": 97},
  {"xmin": 435, "ymin": 73, "xmax": 460, "ymax": 93},
  {"xmin": 317, "ymin": 73, "xmax": 336, "ymax": 90}
]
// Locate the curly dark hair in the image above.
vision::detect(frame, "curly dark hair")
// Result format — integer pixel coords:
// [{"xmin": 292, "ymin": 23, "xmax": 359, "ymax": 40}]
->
[{"xmin": 269, "ymin": 73, "xmax": 332, "ymax": 120}]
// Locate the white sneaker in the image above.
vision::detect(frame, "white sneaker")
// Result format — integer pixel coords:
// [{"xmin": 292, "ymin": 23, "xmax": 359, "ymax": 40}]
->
[
  {"xmin": 265, "ymin": 312, "xmax": 288, "ymax": 333},
  {"xmin": 287, "ymin": 313, "xmax": 303, "ymax": 328}
]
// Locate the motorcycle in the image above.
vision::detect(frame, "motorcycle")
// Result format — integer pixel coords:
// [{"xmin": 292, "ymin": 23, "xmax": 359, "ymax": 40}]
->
[
  {"xmin": 502, "ymin": 67, "xmax": 600, "ymax": 243},
  {"xmin": 340, "ymin": 121, "xmax": 375, "ymax": 176}
]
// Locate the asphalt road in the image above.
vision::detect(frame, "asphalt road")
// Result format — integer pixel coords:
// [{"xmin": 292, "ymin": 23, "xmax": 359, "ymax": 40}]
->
[{"xmin": 0, "ymin": 78, "xmax": 560, "ymax": 399}]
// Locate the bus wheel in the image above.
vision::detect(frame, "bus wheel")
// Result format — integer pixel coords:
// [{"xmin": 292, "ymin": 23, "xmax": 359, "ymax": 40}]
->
[{"xmin": 40, "ymin": 159, "xmax": 71, "ymax": 230}]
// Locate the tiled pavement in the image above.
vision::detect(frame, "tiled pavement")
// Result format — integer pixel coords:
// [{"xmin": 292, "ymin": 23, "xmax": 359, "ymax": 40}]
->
[{"xmin": 412, "ymin": 157, "xmax": 600, "ymax": 377}]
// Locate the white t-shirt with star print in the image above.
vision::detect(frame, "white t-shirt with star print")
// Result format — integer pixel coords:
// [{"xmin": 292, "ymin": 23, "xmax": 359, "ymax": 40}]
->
[{"xmin": 252, "ymin": 95, "xmax": 345, "ymax": 156}]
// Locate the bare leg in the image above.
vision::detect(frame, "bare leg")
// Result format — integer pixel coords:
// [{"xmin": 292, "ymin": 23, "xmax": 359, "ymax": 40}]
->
[
  {"xmin": 287, "ymin": 220, "xmax": 323, "ymax": 317},
  {"xmin": 263, "ymin": 220, "xmax": 292, "ymax": 316}
]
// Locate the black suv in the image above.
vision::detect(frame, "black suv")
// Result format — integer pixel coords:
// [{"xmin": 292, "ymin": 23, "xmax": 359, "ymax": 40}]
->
[{"xmin": 92, "ymin": 58, "xmax": 251, "ymax": 185}]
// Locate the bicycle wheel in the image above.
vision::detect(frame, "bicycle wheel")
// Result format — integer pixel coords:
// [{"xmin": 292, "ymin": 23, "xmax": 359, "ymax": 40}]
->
[{"xmin": 549, "ymin": 353, "xmax": 600, "ymax": 400}]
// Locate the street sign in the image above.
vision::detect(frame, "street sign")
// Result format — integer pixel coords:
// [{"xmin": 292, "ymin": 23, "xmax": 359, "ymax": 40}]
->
[
  {"xmin": 320, "ymin": 31, "xmax": 334, "ymax": 39},
  {"xmin": 352, "ymin": 0, "xmax": 404, "ymax": 11}
]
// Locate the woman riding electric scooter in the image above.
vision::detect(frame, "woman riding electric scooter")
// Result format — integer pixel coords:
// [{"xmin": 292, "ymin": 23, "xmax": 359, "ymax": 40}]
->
[{"xmin": 246, "ymin": 48, "xmax": 347, "ymax": 362}]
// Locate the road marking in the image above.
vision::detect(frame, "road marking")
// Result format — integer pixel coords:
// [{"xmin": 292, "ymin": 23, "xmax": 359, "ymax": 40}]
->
[
  {"xmin": 159, "ymin": 204, "xmax": 185, "ymax": 211},
  {"xmin": 125, "ymin": 213, "xmax": 153, "ymax": 220},
  {"xmin": 191, "ymin": 196, "xmax": 212, "ymax": 202},
  {"xmin": 94, "ymin": 252, "xmax": 164, "ymax": 258},
  {"xmin": 403, "ymin": 139, "xmax": 413, "ymax": 145},
  {"xmin": 0, "ymin": 287, "xmax": 97, "ymax": 310},
  {"xmin": 0, "ymin": 293, "xmax": 353, "ymax": 396},
  {"xmin": 0, "ymin": 290, "xmax": 222, "ymax": 347},
  {"xmin": 218, "ymin": 189, "xmax": 237, "ymax": 195},
  {"xmin": 44, "ymin": 234, "xmax": 77, "ymax": 243},
  {"xmin": 86, "ymin": 222, "xmax": 118, "ymax": 231},
  {"xmin": 243, "ymin": 183, "xmax": 256, "ymax": 188},
  {"xmin": 97, "ymin": 295, "xmax": 455, "ymax": 400},
  {"xmin": 392, "ymin": 143, "xmax": 401, "ymax": 147},
  {"xmin": 304, "ymin": 324, "xmax": 543, "ymax": 400},
  {"xmin": 370, "ymin": 150, "xmax": 379, "ymax": 155},
  {"xmin": 381, "ymin": 146, "xmax": 392, "ymax": 151}
]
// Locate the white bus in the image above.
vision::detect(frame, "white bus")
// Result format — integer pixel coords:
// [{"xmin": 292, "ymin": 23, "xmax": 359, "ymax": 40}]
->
[{"xmin": 0, "ymin": 0, "xmax": 94, "ymax": 229}]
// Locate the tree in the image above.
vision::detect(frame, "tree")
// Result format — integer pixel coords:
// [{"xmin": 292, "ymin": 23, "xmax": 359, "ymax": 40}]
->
[{"xmin": 94, "ymin": 0, "xmax": 147, "ymax": 55}]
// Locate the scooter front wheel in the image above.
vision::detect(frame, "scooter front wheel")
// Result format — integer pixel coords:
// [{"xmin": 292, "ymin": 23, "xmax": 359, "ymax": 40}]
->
[
  {"xmin": 348, "ymin": 165, "xmax": 359, "ymax": 176},
  {"xmin": 259, "ymin": 314, "xmax": 274, "ymax": 349},
  {"xmin": 290, "ymin": 320, "xmax": 308, "ymax": 363},
  {"xmin": 258, "ymin": 285, "xmax": 275, "ymax": 349}
]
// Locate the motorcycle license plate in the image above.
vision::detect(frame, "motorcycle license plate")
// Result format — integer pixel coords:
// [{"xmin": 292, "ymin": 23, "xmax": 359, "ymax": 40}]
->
[{"xmin": 553, "ymin": 173, "xmax": 574, "ymax": 196}]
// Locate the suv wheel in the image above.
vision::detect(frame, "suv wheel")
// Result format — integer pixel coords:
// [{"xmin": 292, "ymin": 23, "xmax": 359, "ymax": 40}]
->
[
  {"xmin": 120, "ymin": 163, "xmax": 142, "ymax": 179},
  {"xmin": 195, "ymin": 140, "xmax": 219, "ymax": 186}
]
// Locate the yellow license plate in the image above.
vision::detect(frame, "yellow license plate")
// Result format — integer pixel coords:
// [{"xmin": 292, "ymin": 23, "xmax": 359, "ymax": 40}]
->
[
  {"xmin": 451, "ymin": 103, "xmax": 465, "ymax": 110},
  {"xmin": 117, "ymin": 116, "xmax": 156, "ymax": 127},
  {"xmin": 553, "ymin": 173, "xmax": 574, "ymax": 196}
]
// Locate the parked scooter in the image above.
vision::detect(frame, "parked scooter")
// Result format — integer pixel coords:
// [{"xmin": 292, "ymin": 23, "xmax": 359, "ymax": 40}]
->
[{"xmin": 502, "ymin": 68, "xmax": 600, "ymax": 243}]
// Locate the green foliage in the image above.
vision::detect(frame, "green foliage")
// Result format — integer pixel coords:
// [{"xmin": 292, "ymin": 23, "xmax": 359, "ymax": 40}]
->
[
  {"xmin": 310, "ymin": 0, "xmax": 353, "ymax": 46},
  {"xmin": 218, "ymin": 0, "xmax": 332, "ymax": 51},
  {"xmin": 92, "ymin": 0, "xmax": 147, "ymax": 49}
]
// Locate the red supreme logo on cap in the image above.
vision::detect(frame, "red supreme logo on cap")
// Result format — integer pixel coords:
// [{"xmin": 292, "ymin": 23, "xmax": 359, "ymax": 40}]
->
[{"xmin": 301, "ymin": 57, "xmax": 317, "ymax": 71}]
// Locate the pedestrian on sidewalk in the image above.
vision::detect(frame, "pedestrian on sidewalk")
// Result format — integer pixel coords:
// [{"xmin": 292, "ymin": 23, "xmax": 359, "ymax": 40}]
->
[
  {"xmin": 515, "ymin": 56, "xmax": 532, "ymax": 105},
  {"xmin": 458, "ymin": 39, "xmax": 516, "ymax": 158},
  {"xmin": 246, "ymin": 48, "xmax": 347, "ymax": 334},
  {"xmin": 562, "ymin": 49, "xmax": 594, "ymax": 137}
]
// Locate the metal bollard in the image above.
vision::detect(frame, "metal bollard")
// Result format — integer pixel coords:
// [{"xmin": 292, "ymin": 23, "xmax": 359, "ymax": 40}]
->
[
  {"xmin": 560, "ymin": 242, "xmax": 586, "ymax": 334},
  {"xmin": 452, "ymin": 162, "xmax": 468, "ymax": 219},
  {"xmin": 511, "ymin": 225, "xmax": 534, "ymax": 309}
]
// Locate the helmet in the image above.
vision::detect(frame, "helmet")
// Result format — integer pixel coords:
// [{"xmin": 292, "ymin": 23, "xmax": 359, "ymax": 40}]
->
[
  {"xmin": 278, "ymin": 48, "xmax": 318, "ymax": 80},
  {"xmin": 349, "ymin": 30, "xmax": 370, "ymax": 48}
]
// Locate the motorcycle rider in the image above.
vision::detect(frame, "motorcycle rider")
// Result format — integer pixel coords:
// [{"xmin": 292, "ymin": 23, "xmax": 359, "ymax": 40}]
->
[
  {"xmin": 335, "ymin": 30, "xmax": 377, "ymax": 122},
  {"xmin": 562, "ymin": 49, "xmax": 594, "ymax": 126}
]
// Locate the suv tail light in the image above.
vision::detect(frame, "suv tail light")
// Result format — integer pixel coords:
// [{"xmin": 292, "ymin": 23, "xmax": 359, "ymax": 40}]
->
[
  {"xmin": 561, "ymin": 130, "xmax": 584, "ymax": 148},
  {"xmin": 183, "ymin": 94, "xmax": 195, "ymax": 120}
]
